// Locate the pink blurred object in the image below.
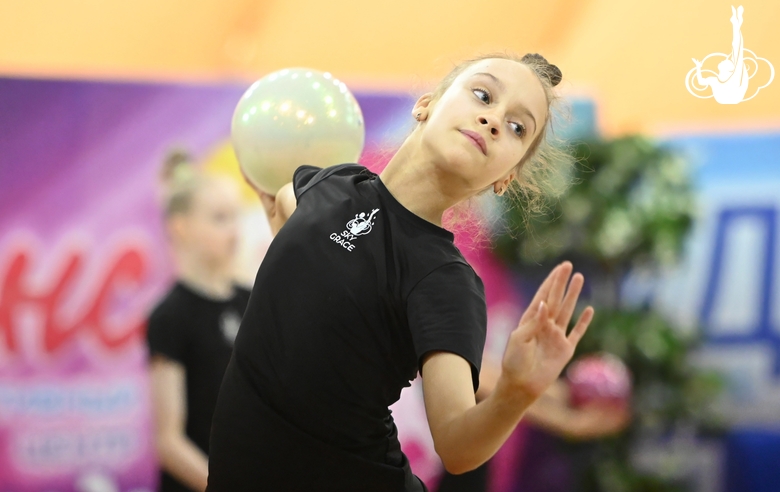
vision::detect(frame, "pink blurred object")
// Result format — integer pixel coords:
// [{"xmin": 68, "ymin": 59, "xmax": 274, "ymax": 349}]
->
[{"xmin": 566, "ymin": 353, "xmax": 632, "ymax": 408}]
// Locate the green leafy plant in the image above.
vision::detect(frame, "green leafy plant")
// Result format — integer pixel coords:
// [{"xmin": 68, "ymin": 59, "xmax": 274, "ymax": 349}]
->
[
  {"xmin": 494, "ymin": 135, "xmax": 695, "ymax": 270},
  {"xmin": 491, "ymin": 135, "xmax": 725, "ymax": 491}
]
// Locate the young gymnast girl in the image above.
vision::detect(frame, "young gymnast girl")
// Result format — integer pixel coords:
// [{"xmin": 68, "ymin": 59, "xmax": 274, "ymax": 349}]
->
[
  {"xmin": 146, "ymin": 153, "xmax": 250, "ymax": 492},
  {"xmin": 206, "ymin": 52, "xmax": 595, "ymax": 492}
]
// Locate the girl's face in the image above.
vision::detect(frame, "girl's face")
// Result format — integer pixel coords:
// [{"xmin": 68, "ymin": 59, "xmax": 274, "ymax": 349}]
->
[
  {"xmin": 416, "ymin": 58, "xmax": 548, "ymax": 194},
  {"xmin": 174, "ymin": 177, "xmax": 242, "ymax": 268}
]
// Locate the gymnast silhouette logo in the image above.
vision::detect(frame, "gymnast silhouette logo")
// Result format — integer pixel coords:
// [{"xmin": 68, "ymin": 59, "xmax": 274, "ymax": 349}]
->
[
  {"xmin": 329, "ymin": 208, "xmax": 379, "ymax": 252},
  {"xmin": 685, "ymin": 5, "xmax": 774, "ymax": 104},
  {"xmin": 346, "ymin": 208, "xmax": 379, "ymax": 236}
]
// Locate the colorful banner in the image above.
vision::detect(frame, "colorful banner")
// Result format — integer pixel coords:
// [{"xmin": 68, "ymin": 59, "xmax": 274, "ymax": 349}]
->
[
  {"xmin": 4, "ymin": 75, "xmax": 778, "ymax": 492},
  {"xmin": 0, "ymin": 77, "xmax": 429, "ymax": 492}
]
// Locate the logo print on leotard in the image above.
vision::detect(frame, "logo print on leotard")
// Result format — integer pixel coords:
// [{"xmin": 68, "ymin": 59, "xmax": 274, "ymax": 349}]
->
[
  {"xmin": 346, "ymin": 208, "xmax": 379, "ymax": 236},
  {"xmin": 329, "ymin": 208, "xmax": 380, "ymax": 252},
  {"xmin": 219, "ymin": 310, "xmax": 242, "ymax": 346}
]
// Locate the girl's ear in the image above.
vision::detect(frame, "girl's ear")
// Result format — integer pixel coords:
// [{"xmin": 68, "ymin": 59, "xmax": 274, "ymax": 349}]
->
[
  {"xmin": 411, "ymin": 93, "xmax": 434, "ymax": 120},
  {"xmin": 497, "ymin": 172, "xmax": 517, "ymax": 193}
]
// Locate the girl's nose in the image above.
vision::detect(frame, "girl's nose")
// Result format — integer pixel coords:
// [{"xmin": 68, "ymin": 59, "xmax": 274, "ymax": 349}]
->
[{"xmin": 478, "ymin": 116, "xmax": 499, "ymax": 136}]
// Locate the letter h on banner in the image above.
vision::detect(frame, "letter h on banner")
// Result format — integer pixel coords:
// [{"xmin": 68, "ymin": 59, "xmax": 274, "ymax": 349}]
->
[{"xmin": 700, "ymin": 206, "xmax": 779, "ymax": 374}]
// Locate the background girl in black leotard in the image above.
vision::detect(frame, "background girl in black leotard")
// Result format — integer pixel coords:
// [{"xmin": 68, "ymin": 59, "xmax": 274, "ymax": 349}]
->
[{"xmin": 145, "ymin": 151, "xmax": 251, "ymax": 492}]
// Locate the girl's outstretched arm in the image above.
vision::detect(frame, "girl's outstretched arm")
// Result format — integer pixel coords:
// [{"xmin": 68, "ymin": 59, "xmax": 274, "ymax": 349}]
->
[{"xmin": 421, "ymin": 262, "xmax": 594, "ymax": 474}]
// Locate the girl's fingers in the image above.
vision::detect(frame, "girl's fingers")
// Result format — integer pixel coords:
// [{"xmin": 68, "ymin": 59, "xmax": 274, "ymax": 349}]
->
[
  {"xmin": 524, "ymin": 264, "xmax": 563, "ymax": 320},
  {"xmin": 258, "ymin": 192, "xmax": 276, "ymax": 216},
  {"xmin": 566, "ymin": 306, "xmax": 594, "ymax": 346},
  {"xmin": 556, "ymin": 273, "xmax": 584, "ymax": 327},
  {"xmin": 535, "ymin": 301, "xmax": 548, "ymax": 330},
  {"xmin": 546, "ymin": 261, "xmax": 572, "ymax": 316}
]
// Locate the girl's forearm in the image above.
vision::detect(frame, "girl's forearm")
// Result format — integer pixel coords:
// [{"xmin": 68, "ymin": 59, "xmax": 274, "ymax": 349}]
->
[{"xmin": 434, "ymin": 376, "xmax": 535, "ymax": 474}]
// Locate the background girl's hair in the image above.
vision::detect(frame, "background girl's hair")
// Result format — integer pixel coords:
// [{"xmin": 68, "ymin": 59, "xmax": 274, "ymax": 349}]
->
[{"xmin": 159, "ymin": 148, "xmax": 203, "ymax": 218}]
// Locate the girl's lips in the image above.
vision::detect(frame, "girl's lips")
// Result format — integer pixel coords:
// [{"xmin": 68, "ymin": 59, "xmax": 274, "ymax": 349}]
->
[{"xmin": 460, "ymin": 130, "xmax": 487, "ymax": 155}]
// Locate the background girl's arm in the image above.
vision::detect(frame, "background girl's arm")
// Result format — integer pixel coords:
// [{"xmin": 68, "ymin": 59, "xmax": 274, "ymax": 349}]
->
[
  {"xmin": 477, "ymin": 368, "xmax": 630, "ymax": 439},
  {"xmin": 524, "ymin": 380, "xmax": 630, "ymax": 439},
  {"xmin": 149, "ymin": 355, "xmax": 209, "ymax": 492}
]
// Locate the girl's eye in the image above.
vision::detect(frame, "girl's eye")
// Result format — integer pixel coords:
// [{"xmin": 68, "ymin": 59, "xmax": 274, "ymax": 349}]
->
[
  {"xmin": 473, "ymin": 88, "xmax": 490, "ymax": 104},
  {"xmin": 511, "ymin": 122, "xmax": 527, "ymax": 138}
]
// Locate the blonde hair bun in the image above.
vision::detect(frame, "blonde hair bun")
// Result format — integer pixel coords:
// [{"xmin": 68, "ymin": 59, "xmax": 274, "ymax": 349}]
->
[{"xmin": 159, "ymin": 148, "xmax": 204, "ymax": 217}]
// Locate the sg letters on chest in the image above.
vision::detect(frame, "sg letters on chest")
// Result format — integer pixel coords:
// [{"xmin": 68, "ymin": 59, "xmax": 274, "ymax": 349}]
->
[{"xmin": 330, "ymin": 230, "xmax": 357, "ymax": 252}]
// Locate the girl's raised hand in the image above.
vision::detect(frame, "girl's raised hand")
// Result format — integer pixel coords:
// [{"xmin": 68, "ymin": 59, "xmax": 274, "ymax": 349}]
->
[{"xmin": 500, "ymin": 262, "xmax": 594, "ymax": 400}]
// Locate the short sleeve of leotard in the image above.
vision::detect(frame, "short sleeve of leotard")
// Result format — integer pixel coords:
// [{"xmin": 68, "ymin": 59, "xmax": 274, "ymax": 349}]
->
[
  {"xmin": 292, "ymin": 164, "xmax": 369, "ymax": 204},
  {"xmin": 146, "ymin": 308, "xmax": 187, "ymax": 365},
  {"xmin": 406, "ymin": 261, "xmax": 487, "ymax": 392},
  {"xmin": 292, "ymin": 165, "xmax": 322, "ymax": 202}
]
